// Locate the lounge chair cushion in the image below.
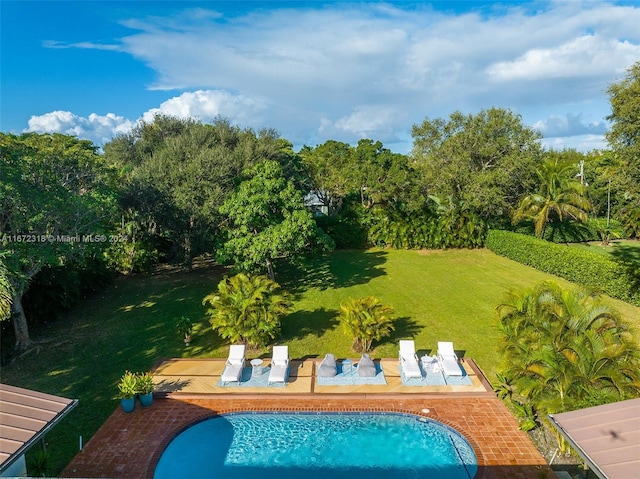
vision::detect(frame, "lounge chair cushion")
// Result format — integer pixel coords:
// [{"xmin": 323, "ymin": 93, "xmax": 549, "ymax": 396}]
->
[
  {"xmin": 357, "ymin": 354, "xmax": 377, "ymax": 377},
  {"xmin": 221, "ymin": 344, "xmax": 246, "ymax": 384},
  {"xmin": 268, "ymin": 346, "xmax": 290, "ymax": 384},
  {"xmin": 438, "ymin": 341, "xmax": 463, "ymax": 377},
  {"xmin": 221, "ymin": 363, "xmax": 243, "ymax": 384},
  {"xmin": 399, "ymin": 340, "xmax": 422, "ymax": 378},
  {"xmin": 317, "ymin": 353, "xmax": 337, "ymax": 377}
]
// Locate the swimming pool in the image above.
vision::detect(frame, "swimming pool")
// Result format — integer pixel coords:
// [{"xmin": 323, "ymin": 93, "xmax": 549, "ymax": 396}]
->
[{"xmin": 153, "ymin": 412, "xmax": 477, "ymax": 479}]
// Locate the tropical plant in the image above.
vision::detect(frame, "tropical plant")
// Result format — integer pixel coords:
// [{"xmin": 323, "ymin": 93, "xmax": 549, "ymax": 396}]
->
[
  {"xmin": 202, "ymin": 273, "xmax": 292, "ymax": 348},
  {"xmin": 175, "ymin": 316, "xmax": 193, "ymax": 344},
  {"xmin": 493, "ymin": 372, "xmax": 515, "ymax": 401},
  {"xmin": 620, "ymin": 206, "xmax": 640, "ymax": 239},
  {"xmin": 512, "ymin": 157, "xmax": 591, "ymax": 238},
  {"xmin": 338, "ymin": 296, "xmax": 395, "ymax": 352},
  {"xmin": 117, "ymin": 371, "xmax": 138, "ymax": 399},
  {"xmin": 496, "ymin": 281, "xmax": 640, "ymax": 439},
  {"xmin": 596, "ymin": 224, "xmax": 621, "ymax": 246},
  {"xmin": 134, "ymin": 372, "xmax": 155, "ymax": 395},
  {"xmin": 512, "ymin": 400, "xmax": 539, "ymax": 432},
  {"xmin": 27, "ymin": 446, "xmax": 50, "ymax": 477}
]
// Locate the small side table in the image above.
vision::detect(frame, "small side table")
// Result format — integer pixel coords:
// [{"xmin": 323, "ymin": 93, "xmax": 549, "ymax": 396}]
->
[
  {"xmin": 250, "ymin": 358, "xmax": 264, "ymax": 376},
  {"xmin": 421, "ymin": 355, "xmax": 438, "ymax": 373},
  {"xmin": 342, "ymin": 359, "xmax": 353, "ymax": 376}
]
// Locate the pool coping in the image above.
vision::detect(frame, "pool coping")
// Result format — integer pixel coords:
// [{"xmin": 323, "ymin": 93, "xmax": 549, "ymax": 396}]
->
[
  {"xmin": 150, "ymin": 409, "xmax": 481, "ymax": 478},
  {"xmin": 61, "ymin": 358, "xmax": 557, "ymax": 479}
]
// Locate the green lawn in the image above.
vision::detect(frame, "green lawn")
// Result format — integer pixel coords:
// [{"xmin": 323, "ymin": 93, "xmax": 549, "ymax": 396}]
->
[
  {"xmin": 2, "ymin": 248, "xmax": 639, "ymax": 475},
  {"xmin": 567, "ymin": 239, "xmax": 640, "ymax": 262}
]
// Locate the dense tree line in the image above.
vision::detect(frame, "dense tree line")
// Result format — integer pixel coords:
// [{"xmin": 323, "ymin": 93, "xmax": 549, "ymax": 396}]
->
[{"xmin": 1, "ymin": 62, "xmax": 639, "ymax": 354}]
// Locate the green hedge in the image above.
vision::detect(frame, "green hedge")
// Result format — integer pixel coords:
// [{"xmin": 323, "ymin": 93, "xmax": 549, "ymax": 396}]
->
[{"xmin": 485, "ymin": 230, "xmax": 640, "ymax": 306}]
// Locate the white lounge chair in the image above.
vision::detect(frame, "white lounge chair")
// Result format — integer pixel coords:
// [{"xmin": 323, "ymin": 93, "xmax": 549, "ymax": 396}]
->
[
  {"xmin": 268, "ymin": 345, "xmax": 290, "ymax": 385},
  {"xmin": 437, "ymin": 341, "xmax": 463, "ymax": 377},
  {"xmin": 221, "ymin": 344, "xmax": 245, "ymax": 385},
  {"xmin": 399, "ymin": 340, "xmax": 422, "ymax": 378}
]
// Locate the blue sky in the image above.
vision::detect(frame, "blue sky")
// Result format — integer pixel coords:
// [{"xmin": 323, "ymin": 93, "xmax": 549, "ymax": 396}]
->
[{"xmin": 2, "ymin": 1, "xmax": 639, "ymax": 153}]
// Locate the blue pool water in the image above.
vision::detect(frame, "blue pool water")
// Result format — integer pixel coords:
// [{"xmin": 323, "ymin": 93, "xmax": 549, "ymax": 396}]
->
[{"xmin": 153, "ymin": 412, "xmax": 477, "ymax": 479}]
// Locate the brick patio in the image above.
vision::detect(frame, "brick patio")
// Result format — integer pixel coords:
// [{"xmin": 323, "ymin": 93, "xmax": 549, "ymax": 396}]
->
[{"xmin": 62, "ymin": 395, "xmax": 558, "ymax": 479}]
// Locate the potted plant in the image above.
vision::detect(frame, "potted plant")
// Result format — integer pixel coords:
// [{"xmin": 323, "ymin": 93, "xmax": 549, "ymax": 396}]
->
[
  {"xmin": 176, "ymin": 316, "xmax": 193, "ymax": 345},
  {"xmin": 117, "ymin": 371, "xmax": 137, "ymax": 413},
  {"xmin": 135, "ymin": 372, "xmax": 155, "ymax": 407}
]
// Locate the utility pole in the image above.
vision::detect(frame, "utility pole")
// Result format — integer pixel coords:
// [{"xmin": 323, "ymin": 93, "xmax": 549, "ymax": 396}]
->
[{"xmin": 579, "ymin": 160, "xmax": 584, "ymax": 186}]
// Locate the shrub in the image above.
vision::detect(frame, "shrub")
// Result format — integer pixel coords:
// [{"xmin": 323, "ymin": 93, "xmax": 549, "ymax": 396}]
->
[
  {"xmin": 486, "ymin": 230, "xmax": 640, "ymax": 306},
  {"xmin": 203, "ymin": 273, "xmax": 292, "ymax": 348},
  {"xmin": 338, "ymin": 296, "xmax": 395, "ymax": 352},
  {"xmin": 315, "ymin": 215, "xmax": 368, "ymax": 249}
]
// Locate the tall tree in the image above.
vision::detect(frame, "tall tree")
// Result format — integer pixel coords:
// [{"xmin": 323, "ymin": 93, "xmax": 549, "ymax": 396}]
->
[
  {"xmin": 512, "ymin": 156, "xmax": 591, "ymax": 238},
  {"xmin": 411, "ymin": 108, "xmax": 543, "ymax": 221},
  {"xmin": 606, "ymin": 61, "xmax": 640, "ymax": 238},
  {"xmin": 0, "ymin": 253, "xmax": 13, "ymax": 321},
  {"xmin": 299, "ymin": 140, "xmax": 353, "ymax": 216},
  {"xmin": 350, "ymin": 139, "xmax": 413, "ymax": 210},
  {"xmin": 218, "ymin": 160, "xmax": 333, "ymax": 280},
  {"xmin": 104, "ymin": 116, "xmax": 297, "ymax": 266},
  {"xmin": 0, "ymin": 133, "xmax": 117, "ymax": 351}
]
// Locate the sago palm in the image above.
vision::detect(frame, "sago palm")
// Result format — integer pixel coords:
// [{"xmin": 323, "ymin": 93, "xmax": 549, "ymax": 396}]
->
[
  {"xmin": 338, "ymin": 296, "xmax": 395, "ymax": 352},
  {"xmin": 202, "ymin": 273, "xmax": 292, "ymax": 348}
]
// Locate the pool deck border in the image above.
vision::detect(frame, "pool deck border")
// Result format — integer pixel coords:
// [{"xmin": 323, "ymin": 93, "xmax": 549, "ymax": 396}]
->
[{"xmin": 61, "ymin": 358, "xmax": 559, "ymax": 479}]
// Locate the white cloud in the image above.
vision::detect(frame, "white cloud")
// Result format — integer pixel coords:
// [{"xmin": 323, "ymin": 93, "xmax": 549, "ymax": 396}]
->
[
  {"xmin": 486, "ymin": 34, "xmax": 640, "ymax": 82},
  {"xmin": 35, "ymin": 1, "xmax": 640, "ymax": 150},
  {"xmin": 533, "ymin": 113, "xmax": 608, "ymax": 138},
  {"xmin": 319, "ymin": 105, "xmax": 407, "ymax": 142},
  {"xmin": 26, "ymin": 111, "xmax": 134, "ymax": 145},
  {"xmin": 141, "ymin": 90, "xmax": 267, "ymax": 125},
  {"xmin": 540, "ymin": 134, "xmax": 608, "ymax": 152},
  {"xmin": 26, "ymin": 90, "xmax": 269, "ymax": 145}
]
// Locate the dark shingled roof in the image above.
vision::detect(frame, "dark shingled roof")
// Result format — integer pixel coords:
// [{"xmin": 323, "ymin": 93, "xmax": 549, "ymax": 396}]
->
[
  {"xmin": 548, "ymin": 398, "xmax": 640, "ymax": 479},
  {"xmin": 0, "ymin": 383, "xmax": 77, "ymax": 473}
]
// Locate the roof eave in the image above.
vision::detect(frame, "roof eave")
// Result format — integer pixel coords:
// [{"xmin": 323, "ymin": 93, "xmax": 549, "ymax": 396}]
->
[
  {"xmin": 0, "ymin": 398, "xmax": 79, "ymax": 473},
  {"xmin": 547, "ymin": 413, "xmax": 608, "ymax": 479}
]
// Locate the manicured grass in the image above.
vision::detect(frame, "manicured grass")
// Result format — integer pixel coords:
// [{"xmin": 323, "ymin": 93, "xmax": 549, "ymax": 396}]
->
[
  {"xmin": 1, "ymin": 249, "xmax": 639, "ymax": 476},
  {"xmin": 566, "ymin": 239, "xmax": 640, "ymax": 262}
]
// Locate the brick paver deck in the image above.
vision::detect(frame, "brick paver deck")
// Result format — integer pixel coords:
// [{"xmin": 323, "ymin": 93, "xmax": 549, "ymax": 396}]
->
[
  {"xmin": 61, "ymin": 358, "xmax": 558, "ymax": 478},
  {"xmin": 62, "ymin": 401, "xmax": 557, "ymax": 476}
]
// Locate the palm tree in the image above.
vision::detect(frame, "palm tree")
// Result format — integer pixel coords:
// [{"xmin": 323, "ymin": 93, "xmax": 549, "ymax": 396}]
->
[
  {"xmin": 512, "ymin": 158, "xmax": 591, "ymax": 238},
  {"xmin": 497, "ymin": 281, "xmax": 640, "ymax": 421},
  {"xmin": 202, "ymin": 273, "xmax": 292, "ymax": 348},
  {"xmin": 498, "ymin": 281, "xmax": 640, "ymax": 452},
  {"xmin": 338, "ymin": 296, "xmax": 395, "ymax": 352}
]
